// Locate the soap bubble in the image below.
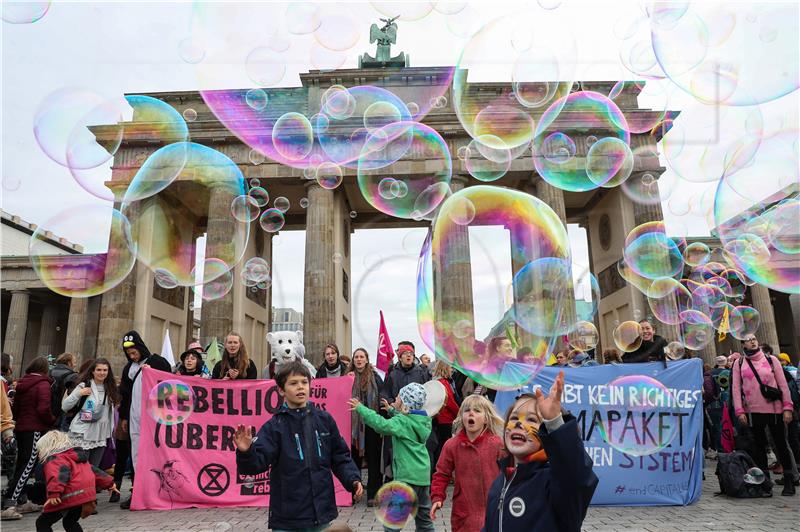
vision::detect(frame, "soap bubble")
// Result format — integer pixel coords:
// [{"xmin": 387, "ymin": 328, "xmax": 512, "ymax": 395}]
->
[
  {"xmin": 464, "ymin": 136, "xmax": 512, "ymax": 182},
  {"xmin": 198, "ymin": 266, "xmax": 234, "ymax": 301},
  {"xmin": 231, "ymin": 195, "xmax": 260, "ymax": 223},
  {"xmin": 245, "ymin": 47, "xmax": 286, "ymax": 87},
  {"xmin": 182, "ymin": 108, "xmax": 198, "ymax": 122},
  {"xmin": 375, "ymin": 481, "xmax": 418, "ymax": 529},
  {"xmin": 146, "ymin": 380, "xmax": 194, "ymax": 425},
  {"xmin": 743, "ymin": 467, "xmax": 766, "ymax": 485},
  {"xmin": 679, "ymin": 310, "xmax": 714, "ymax": 350},
  {"xmin": 30, "ymin": 204, "xmax": 136, "ymax": 298},
  {"xmin": 613, "ymin": 321, "xmax": 643, "ymax": 352},
  {"xmin": 245, "ymin": 89, "xmax": 269, "ymax": 110},
  {"xmin": 260, "ymin": 208, "xmax": 285, "ymax": 233},
  {"xmin": 596, "ymin": 375, "xmax": 680, "ymax": 456},
  {"xmin": 273, "ymin": 112, "xmax": 313, "ymax": 161},
  {"xmin": 316, "ymin": 162, "xmax": 343, "ymax": 190},
  {"xmin": 2, "ymin": 1, "xmax": 50, "ymax": 23},
  {"xmin": 242, "ymin": 257, "xmax": 270, "ymax": 286},
  {"xmin": 665, "ymin": 341, "xmax": 686, "ymax": 361},
  {"xmin": 569, "ymin": 321, "xmax": 599, "ymax": 352},
  {"xmin": 274, "ymin": 196, "xmax": 290, "ymax": 213},
  {"xmin": 684, "ymin": 242, "xmax": 711, "ymax": 267},
  {"xmin": 249, "ymin": 187, "xmax": 270, "ymax": 207}
]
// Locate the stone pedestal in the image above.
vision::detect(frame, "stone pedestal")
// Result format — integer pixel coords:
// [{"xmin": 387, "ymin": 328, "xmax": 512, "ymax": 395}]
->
[
  {"xmin": 64, "ymin": 298, "xmax": 88, "ymax": 362},
  {"xmin": 303, "ymin": 183, "xmax": 336, "ymax": 366},
  {"xmin": 200, "ymin": 185, "xmax": 236, "ymax": 343},
  {"xmin": 3, "ymin": 290, "xmax": 29, "ymax": 375},
  {"xmin": 37, "ymin": 303, "xmax": 60, "ymax": 357},
  {"xmin": 750, "ymin": 284, "xmax": 780, "ymax": 350}
]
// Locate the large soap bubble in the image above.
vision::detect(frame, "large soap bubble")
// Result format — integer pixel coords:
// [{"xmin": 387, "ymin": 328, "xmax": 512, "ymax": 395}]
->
[
  {"xmin": 30, "ymin": 204, "xmax": 136, "ymax": 298},
  {"xmin": 121, "ymin": 143, "xmax": 249, "ymax": 287}
]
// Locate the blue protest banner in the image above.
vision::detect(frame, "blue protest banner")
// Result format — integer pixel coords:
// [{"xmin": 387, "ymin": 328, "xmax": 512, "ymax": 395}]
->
[{"xmin": 495, "ymin": 359, "xmax": 704, "ymax": 506}]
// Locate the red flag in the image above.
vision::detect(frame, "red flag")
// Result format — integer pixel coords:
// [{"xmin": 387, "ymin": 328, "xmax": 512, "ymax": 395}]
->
[{"xmin": 376, "ymin": 310, "xmax": 395, "ymax": 373}]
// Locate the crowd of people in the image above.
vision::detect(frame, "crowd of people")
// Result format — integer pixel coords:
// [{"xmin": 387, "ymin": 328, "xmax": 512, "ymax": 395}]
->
[{"xmin": 0, "ymin": 318, "xmax": 797, "ymax": 530}]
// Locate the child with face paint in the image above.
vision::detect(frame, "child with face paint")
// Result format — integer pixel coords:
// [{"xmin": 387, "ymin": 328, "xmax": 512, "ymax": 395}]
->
[{"xmin": 482, "ymin": 372, "xmax": 598, "ymax": 532}]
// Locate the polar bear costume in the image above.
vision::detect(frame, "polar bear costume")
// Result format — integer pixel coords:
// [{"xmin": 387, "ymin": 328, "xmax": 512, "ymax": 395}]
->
[{"xmin": 264, "ymin": 330, "xmax": 317, "ymax": 379}]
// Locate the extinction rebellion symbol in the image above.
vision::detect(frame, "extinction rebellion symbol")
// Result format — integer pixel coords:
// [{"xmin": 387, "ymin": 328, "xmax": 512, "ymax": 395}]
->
[{"xmin": 197, "ymin": 463, "xmax": 230, "ymax": 497}]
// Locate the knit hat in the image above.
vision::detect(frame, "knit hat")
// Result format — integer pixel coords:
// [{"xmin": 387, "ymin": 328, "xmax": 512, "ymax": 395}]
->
[
  {"xmin": 778, "ymin": 353, "xmax": 791, "ymax": 364},
  {"xmin": 715, "ymin": 355, "xmax": 728, "ymax": 367},
  {"xmin": 398, "ymin": 382, "xmax": 426, "ymax": 411}
]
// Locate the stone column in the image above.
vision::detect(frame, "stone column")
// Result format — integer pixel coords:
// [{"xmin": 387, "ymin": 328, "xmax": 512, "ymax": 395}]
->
[
  {"xmin": 696, "ymin": 340, "xmax": 718, "ymax": 365},
  {"xmin": 435, "ymin": 177, "xmax": 475, "ymax": 349},
  {"xmin": 628, "ymin": 186, "xmax": 682, "ymax": 344},
  {"xmin": 64, "ymin": 298, "xmax": 88, "ymax": 362},
  {"xmin": 37, "ymin": 303, "xmax": 60, "ymax": 357},
  {"xmin": 534, "ymin": 179, "xmax": 576, "ymax": 350},
  {"xmin": 200, "ymin": 184, "xmax": 236, "ymax": 343},
  {"xmin": 750, "ymin": 284, "xmax": 780, "ymax": 350},
  {"xmin": 303, "ymin": 182, "xmax": 336, "ymax": 366},
  {"xmin": 3, "ymin": 289, "xmax": 29, "ymax": 375}
]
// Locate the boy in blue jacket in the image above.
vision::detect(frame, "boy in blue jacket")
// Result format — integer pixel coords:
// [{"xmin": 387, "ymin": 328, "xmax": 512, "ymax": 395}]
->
[
  {"xmin": 234, "ymin": 360, "xmax": 363, "ymax": 531},
  {"xmin": 482, "ymin": 371, "xmax": 598, "ymax": 532}
]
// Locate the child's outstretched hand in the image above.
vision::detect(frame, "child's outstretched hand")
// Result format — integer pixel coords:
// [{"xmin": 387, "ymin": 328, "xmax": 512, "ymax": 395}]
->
[
  {"xmin": 44, "ymin": 497, "xmax": 61, "ymax": 507},
  {"xmin": 535, "ymin": 370, "xmax": 564, "ymax": 421},
  {"xmin": 234, "ymin": 424, "xmax": 254, "ymax": 452},
  {"xmin": 352, "ymin": 480, "xmax": 364, "ymax": 502},
  {"xmin": 430, "ymin": 501, "xmax": 443, "ymax": 519},
  {"xmin": 380, "ymin": 398, "xmax": 392, "ymax": 412},
  {"xmin": 347, "ymin": 398, "xmax": 362, "ymax": 411}
]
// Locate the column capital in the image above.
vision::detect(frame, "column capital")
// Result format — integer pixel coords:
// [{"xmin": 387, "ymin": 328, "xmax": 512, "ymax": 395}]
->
[{"xmin": 9, "ymin": 288, "xmax": 29, "ymax": 295}]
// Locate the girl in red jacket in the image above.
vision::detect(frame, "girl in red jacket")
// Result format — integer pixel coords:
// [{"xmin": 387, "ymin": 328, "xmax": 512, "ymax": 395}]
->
[
  {"xmin": 429, "ymin": 394, "xmax": 505, "ymax": 532},
  {"xmin": 34, "ymin": 431, "xmax": 118, "ymax": 532}
]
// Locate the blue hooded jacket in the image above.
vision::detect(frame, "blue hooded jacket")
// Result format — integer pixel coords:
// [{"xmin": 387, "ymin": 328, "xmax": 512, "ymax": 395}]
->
[
  {"xmin": 482, "ymin": 418, "xmax": 598, "ymax": 532},
  {"xmin": 236, "ymin": 403, "xmax": 361, "ymax": 530}
]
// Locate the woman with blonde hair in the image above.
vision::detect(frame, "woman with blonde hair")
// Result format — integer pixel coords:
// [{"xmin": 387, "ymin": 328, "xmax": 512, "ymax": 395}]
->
[
  {"xmin": 212, "ymin": 332, "xmax": 257, "ymax": 380},
  {"xmin": 431, "ymin": 360, "xmax": 461, "ymax": 469},
  {"xmin": 430, "ymin": 394, "xmax": 505, "ymax": 532}
]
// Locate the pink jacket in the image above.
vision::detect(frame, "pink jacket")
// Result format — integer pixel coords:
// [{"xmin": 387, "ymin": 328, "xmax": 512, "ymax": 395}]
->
[
  {"xmin": 732, "ymin": 351, "xmax": 793, "ymax": 416},
  {"xmin": 431, "ymin": 430, "xmax": 504, "ymax": 532}
]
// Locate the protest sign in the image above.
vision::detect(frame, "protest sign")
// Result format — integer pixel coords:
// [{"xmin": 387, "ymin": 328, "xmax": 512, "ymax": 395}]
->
[
  {"xmin": 495, "ymin": 359, "xmax": 704, "ymax": 505},
  {"xmin": 131, "ymin": 369, "xmax": 354, "ymax": 510}
]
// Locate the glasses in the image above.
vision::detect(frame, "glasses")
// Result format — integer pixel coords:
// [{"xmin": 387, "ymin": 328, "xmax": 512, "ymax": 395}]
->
[{"xmin": 744, "ymin": 337, "xmax": 758, "ymax": 342}]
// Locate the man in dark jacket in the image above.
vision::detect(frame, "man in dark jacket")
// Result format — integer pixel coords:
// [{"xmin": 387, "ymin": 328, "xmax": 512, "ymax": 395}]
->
[
  {"xmin": 117, "ymin": 330, "xmax": 171, "ymax": 509},
  {"xmin": 235, "ymin": 361, "xmax": 362, "ymax": 530},
  {"xmin": 622, "ymin": 320, "xmax": 668, "ymax": 363},
  {"xmin": 383, "ymin": 342, "xmax": 431, "ymax": 402}
]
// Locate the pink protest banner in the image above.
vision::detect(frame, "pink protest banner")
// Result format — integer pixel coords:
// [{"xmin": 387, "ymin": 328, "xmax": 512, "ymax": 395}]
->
[{"xmin": 131, "ymin": 368, "xmax": 354, "ymax": 510}]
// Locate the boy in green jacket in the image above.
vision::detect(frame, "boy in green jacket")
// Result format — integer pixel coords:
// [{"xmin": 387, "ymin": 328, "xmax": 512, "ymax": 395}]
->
[{"xmin": 349, "ymin": 382, "xmax": 434, "ymax": 532}]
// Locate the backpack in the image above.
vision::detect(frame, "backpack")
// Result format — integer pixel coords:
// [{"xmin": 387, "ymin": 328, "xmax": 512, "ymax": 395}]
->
[
  {"xmin": 50, "ymin": 371, "xmax": 79, "ymax": 422},
  {"xmin": 715, "ymin": 451, "xmax": 773, "ymax": 498},
  {"xmin": 784, "ymin": 369, "xmax": 800, "ymax": 412}
]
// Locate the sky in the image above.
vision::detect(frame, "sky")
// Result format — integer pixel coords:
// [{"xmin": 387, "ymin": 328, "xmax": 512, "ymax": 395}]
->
[{"xmin": 2, "ymin": 1, "xmax": 797, "ymax": 360}]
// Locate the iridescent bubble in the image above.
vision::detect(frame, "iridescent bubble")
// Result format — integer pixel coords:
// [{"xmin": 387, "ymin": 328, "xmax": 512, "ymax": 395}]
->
[
  {"xmin": 274, "ymin": 196, "xmax": 290, "ymax": 213},
  {"xmin": 272, "ymin": 112, "xmax": 313, "ymax": 161},
  {"xmin": 623, "ymin": 231, "xmax": 684, "ymax": 280},
  {"xmin": 538, "ymin": 0, "xmax": 562, "ymax": 9},
  {"xmin": 364, "ymin": 101, "xmax": 402, "ymax": 132},
  {"xmin": 651, "ymin": 3, "xmax": 798, "ymax": 104},
  {"xmin": 464, "ymin": 135, "xmax": 512, "ymax": 182},
  {"xmin": 358, "ymin": 122, "xmax": 451, "ymax": 219},
  {"xmin": 447, "ymin": 196, "xmax": 476, "ymax": 225},
  {"xmin": 375, "ymin": 481, "xmax": 417, "ymax": 529},
  {"xmin": 332, "ymin": 253, "xmax": 343, "ymax": 264},
  {"xmin": 2, "ymin": 1, "xmax": 50, "ymax": 23},
  {"xmin": 596, "ymin": 376, "xmax": 680, "ymax": 457},
  {"xmin": 378, "ymin": 178, "xmax": 396, "ymax": 199},
  {"xmin": 613, "ymin": 321, "xmax": 643, "ymax": 352},
  {"xmin": 586, "ymin": 135, "xmax": 598, "ymax": 146},
  {"xmin": 743, "ymin": 467, "xmax": 766, "ymax": 485},
  {"xmin": 533, "ymin": 91, "xmax": 630, "ymax": 192},
  {"xmin": 249, "ymin": 187, "xmax": 270, "ymax": 207},
  {"xmin": 122, "ymin": 143, "xmax": 249, "ymax": 287},
  {"xmin": 764, "ymin": 199, "xmax": 800, "ymax": 254},
  {"xmin": 154, "ymin": 268, "xmax": 179, "ymax": 289},
  {"xmin": 729, "ymin": 306, "xmax": 760, "ymax": 341},
  {"xmin": 299, "ymin": 197, "xmax": 309, "ymax": 209},
  {"xmin": 684, "ymin": 242, "xmax": 711, "ymax": 267},
  {"xmin": 231, "ymin": 195, "xmax": 260, "ymax": 223},
  {"xmin": 249, "ymin": 178, "xmax": 261, "ymax": 188},
  {"xmin": 199, "ymin": 267, "xmax": 234, "ymax": 301},
  {"xmin": 182, "ymin": 109, "xmax": 197, "ymax": 123},
  {"xmin": 454, "ymin": 11, "xmax": 575, "ymax": 150},
  {"xmin": 569, "ymin": 321, "xmax": 599, "ymax": 352},
  {"xmin": 30, "ymin": 204, "xmax": 136, "ymax": 298},
  {"xmin": 393, "ymin": 180, "xmax": 409, "ymax": 199},
  {"xmin": 349, "ymin": 211, "xmax": 357, "ymax": 219},
  {"xmin": 314, "ymin": 14, "xmax": 360, "ymax": 51},
  {"xmin": 245, "ymin": 47, "xmax": 286, "ymax": 87},
  {"xmin": 540, "ymin": 132, "xmax": 576, "ymax": 164},
  {"xmin": 665, "ymin": 341, "xmax": 686, "ymax": 361},
  {"xmin": 260, "ymin": 208, "xmax": 285, "ymax": 233},
  {"xmin": 249, "ymin": 149, "xmax": 266, "ymax": 165},
  {"xmin": 423, "ymin": 186, "xmax": 568, "ymax": 390},
  {"xmin": 242, "ymin": 257, "xmax": 270, "ymax": 286},
  {"xmin": 679, "ymin": 310, "xmax": 714, "ymax": 350},
  {"xmin": 647, "ymin": 277, "xmax": 691, "ymax": 325},
  {"xmin": 586, "ymin": 137, "xmax": 634, "ymax": 187},
  {"xmin": 316, "ymin": 162, "xmax": 343, "ymax": 190},
  {"xmin": 146, "ymin": 380, "xmax": 194, "ymax": 425},
  {"xmin": 321, "ymin": 85, "xmax": 356, "ymax": 120},
  {"xmin": 245, "ymin": 89, "xmax": 269, "ymax": 111}
]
